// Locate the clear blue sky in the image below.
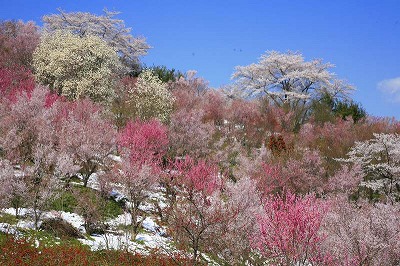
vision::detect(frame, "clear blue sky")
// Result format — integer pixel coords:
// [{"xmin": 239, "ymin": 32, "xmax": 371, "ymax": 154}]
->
[{"xmin": 1, "ymin": 0, "xmax": 399, "ymax": 118}]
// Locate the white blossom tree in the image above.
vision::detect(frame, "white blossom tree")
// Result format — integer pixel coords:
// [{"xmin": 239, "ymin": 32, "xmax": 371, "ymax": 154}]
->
[
  {"xmin": 33, "ymin": 30, "xmax": 122, "ymax": 102},
  {"xmin": 42, "ymin": 9, "xmax": 150, "ymax": 72},
  {"xmin": 343, "ymin": 133, "xmax": 400, "ymax": 203},
  {"xmin": 129, "ymin": 70, "xmax": 174, "ymax": 123},
  {"xmin": 231, "ymin": 51, "xmax": 353, "ymax": 126}
]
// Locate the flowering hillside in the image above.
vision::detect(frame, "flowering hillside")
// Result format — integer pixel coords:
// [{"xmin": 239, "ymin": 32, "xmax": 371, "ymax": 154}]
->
[{"xmin": 0, "ymin": 10, "xmax": 399, "ymax": 266}]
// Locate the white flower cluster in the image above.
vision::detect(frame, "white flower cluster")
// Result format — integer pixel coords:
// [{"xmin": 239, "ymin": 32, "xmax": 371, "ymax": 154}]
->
[
  {"xmin": 346, "ymin": 133, "xmax": 400, "ymax": 200},
  {"xmin": 33, "ymin": 30, "xmax": 122, "ymax": 102},
  {"xmin": 129, "ymin": 70, "xmax": 174, "ymax": 122},
  {"xmin": 231, "ymin": 51, "xmax": 354, "ymax": 106}
]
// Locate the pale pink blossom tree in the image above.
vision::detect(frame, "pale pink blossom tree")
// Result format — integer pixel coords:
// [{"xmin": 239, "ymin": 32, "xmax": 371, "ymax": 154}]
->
[
  {"xmin": 214, "ymin": 176, "xmax": 262, "ymax": 265},
  {"xmin": 0, "ymin": 20, "xmax": 40, "ymax": 68},
  {"xmin": 0, "ymin": 86, "xmax": 74, "ymax": 228},
  {"xmin": 322, "ymin": 197, "xmax": 400, "ymax": 265},
  {"xmin": 0, "ymin": 159, "xmax": 27, "ymax": 218},
  {"xmin": 168, "ymin": 109, "xmax": 215, "ymax": 159},
  {"xmin": 57, "ymin": 99, "xmax": 117, "ymax": 187}
]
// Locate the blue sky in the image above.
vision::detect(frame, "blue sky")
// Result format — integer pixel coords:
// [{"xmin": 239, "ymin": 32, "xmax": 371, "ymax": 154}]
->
[{"xmin": 1, "ymin": 0, "xmax": 399, "ymax": 118}]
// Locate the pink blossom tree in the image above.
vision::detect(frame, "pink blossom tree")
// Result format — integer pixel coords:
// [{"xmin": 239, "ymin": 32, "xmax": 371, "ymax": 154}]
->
[
  {"xmin": 0, "ymin": 86, "xmax": 74, "ymax": 228},
  {"xmin": 322, "ymin": 197, "xmax": 400, "ymax": 265},
  {"xmin": 253, "ymin": 191, "xmax": 330, "ymax": 265},
  {"xmin": 168, "ymin": 109, "xmax": 215, "ymax": 159},
  {"xmin": 325, "ymin": 164, "xmax": 363, "ymax": 196},
  {"xmin": 202, "ymin": 90, "xmax": 227, "ymax": 126},
  {"xmin": 0, "ymin": 159, "xmax": 27, "ymax": 218},
  {"xmin": 281, "ymin": 150, "xmax": 326, "ymax": 194},
  {"xmin": 167, "ymin": 157, "xmax": 224, "ymax": 264},
  {"xmin": 214, "ymin": 176, "xmax": 262, "ymax": 265},
  {"xmin": 226, "ymin": 98, "xmax": 266, "ymax": 148},
  {"xmin": 0, "ymin": 66, "xmax": 35, "ymax": 102},
  {"xmin": 0, "ymin": 20, "xmax": 40, "ymax": 68},
  {"xmin": 115, "ymin": 119, "xmax": 169, "ymax": 239},
  {"xmin": 57, "ymin": 99, "xmax": 117, "ymax": 187},
  {"xmin": 253, "ymin": 149, "xmax": 326, "ymax": 196}
]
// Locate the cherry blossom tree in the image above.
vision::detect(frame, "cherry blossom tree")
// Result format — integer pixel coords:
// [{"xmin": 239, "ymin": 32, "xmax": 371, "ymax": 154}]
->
[
  {"xmin": 231, "ymin": 51, "xmax": 353, "ymax": 126},
  {"xmin": 170, "ymin": 70, "xmax": 209, "ymax": 112},
  {"xmin": 252, "ymin": 149, "xmax": 326, "ymax": 195},
  {"xmin": 0, "ymin": 86, "xmax": 74, "ymax": 228},
  {"xmin": 0, "ymin": 159, "xmax": 27, "ymax": 218},
  {"xmin": 322, "ymin": 197, "xmax": 400, "ymax": 265},
  {"xmin": 325, "ymin": 164, "xmax": 363, "ymax": 196},
  {"xmin": 253, "ymin": 191, "xmax": 330, "ymax": 265},
  {"xmin": 42, "ymin": 9, "xmax": 150, "ymax": 72},
  {"xmin": 343, "ymin": 133, "xmax": 400, "ymax": 203},
  {"xmin": 226, "ymin": 98, "xmax": 267, "ymax": 149},
  {"xmin": 282, "ymin": 149, "xmax": 326, "ymax": 194},
  {"xmin": 213, "ymin": 176, "xmax": 262, "ymax": 265},
  {"xmin": 168, "ymin": 109, "xmax": 215, "ymax": 159},
  {"xmin": 202, "ymin": 90, "xmax": 227, "ymax": 126},
  {"xmin": 299, "ymin": 119, "xmax": 357, "ymax": 173},
  {"xmin": 57, "ymin": 99, "xmax": 117, "ymax": 187}
]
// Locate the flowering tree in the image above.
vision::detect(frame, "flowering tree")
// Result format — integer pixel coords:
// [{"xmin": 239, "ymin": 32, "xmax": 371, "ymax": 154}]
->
[
  {"xmin": 168, "ymin": 109, "xmax": 215, "ymax": 159},
  {"xmin": 128, "ymin": 70, "xmax": 174, "ymax": 123},
  {"xmin": 254, "ymin": 149, "xmax": 326, "ymax": 195},
  {"xmin": 282, "ymin": 150, "xmax": 326, "ymax": 194},
  {"xmin": 0, "ymin": 159, "xmax": 27, "ymax": 218},
  {"xmin": 167, "ymin": 157, "xmax": 224, "ymax": 264},
  {"xmin": 232, "ymin": 51, "xmax": 353, "ymax": 126},
  {"xmin": 325, "ymin": 164, "xmax": 363, "ymax": 196},
  {"xmin": 254, "ymin": 191, "xmax": 330, "ymax": 265},
  {"xmin": 213, "ymin": 176, "xmax": 262, "ymax": 265},
  {"xmin": 116, "ymin": 119, "xmax": 169, "ymax": 239},
  {"xmin": 343, "ymin": 133, "xmax": 400, "ymax": 203},
  {"xmin": 322, "ymin": 197, "xmax": 400, "ymax": 265},
  {"xmin": 0, "ymin": 66, "xmax": 35, "ymax": 102},
  {"xmin": 226, "ymin": 98, "xmax": 267, "ymax": 148},
  {"xmin": 0, "ymin": 20, "xmax": 40, "ymax": 68},
  {"xmin": 202, "ymin": 90, "xmax": 226, "ymax": 126},
  {"xmin": 42, "ymin": 9, "xmax": 150, "ymax": 72},
  {"xmin": 0, "ymin": 86, "xmax": 73, "ymax": 228},
  {"xmin": 57, "ymin": 99, "xmax": 117, "ymax": 187},
  {"xmin": 33, "ymin": 31, "xmax": 122, "ymax": 102}
]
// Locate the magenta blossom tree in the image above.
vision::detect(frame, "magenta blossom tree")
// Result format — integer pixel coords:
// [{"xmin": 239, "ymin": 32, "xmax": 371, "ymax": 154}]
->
[
  {"xmin": 253, "ymin": 191, "xmax": 331, "ymax": 265},
  {"xmin": 168, "ymin": 156, "xmax": 224, "ymax": 264},
  {"xmin": 115, "ymin": 119, "xmax": 169, "ymax": 239}
]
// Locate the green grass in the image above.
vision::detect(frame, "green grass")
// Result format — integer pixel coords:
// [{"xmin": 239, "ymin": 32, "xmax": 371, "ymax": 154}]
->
[
  {"xmin": 51, "ymin": 191, "xmax": 78, "ymax": 213},
  {"xmin": 50, "ymin": 186, "xmax": 123, "ymax": 219},
  {"xmin": 0, "ymin": 213, "xmax": 18, "ymax": 225},
  {"xmin": 103, "ymin": 198, "xmax": 124, "ymax": 219}
]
